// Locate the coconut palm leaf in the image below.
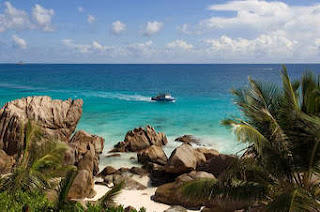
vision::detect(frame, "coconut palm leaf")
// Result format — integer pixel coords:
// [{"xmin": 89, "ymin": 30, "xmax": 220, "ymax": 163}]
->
[
  {"xmin": 222, "ymin": 119, "xmax": 269, "ymax": 155},
  {"xmin": 96, "ymin": 181, "xmax": 124, "ymax": 208},
  {"xmin": 265, "ymin": 187, "xmax": 320, "ymax": 212},
  {"xmin": 281, "ymin": 65, "xmax": 299, "ymax": 111},
  {"xmin": 55, "ymin": 167, "xmax": 77, "ymax": 210}
]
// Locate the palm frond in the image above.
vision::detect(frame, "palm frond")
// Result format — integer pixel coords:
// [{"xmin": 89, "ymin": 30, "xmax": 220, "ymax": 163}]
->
[
  {"xmin": 222, "ymin": 119, "xmax": 269, "ymax": 155},
  {"xmin": 265, "ymin": 187, "xmax": 320, "ymax": 212},
  {"xmin": 281, "ymin": 65, "xmax": 299, "ymax": 111},
  {"xmin": 97, "ymin": 181, "xmax": 124, "ymax": 207}
]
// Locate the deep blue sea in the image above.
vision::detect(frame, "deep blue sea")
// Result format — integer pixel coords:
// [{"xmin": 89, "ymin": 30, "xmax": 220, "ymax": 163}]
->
[{"xmin": 1, "ymin": 64, "xmax": 319, "ymax": 166}]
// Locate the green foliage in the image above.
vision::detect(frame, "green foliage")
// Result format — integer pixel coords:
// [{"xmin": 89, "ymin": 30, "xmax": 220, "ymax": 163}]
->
[
  {"xmin": 0, "ymin": 190, "xmax": 52, "ymax": 212},
  {"xmin": 182, "ymin": 66, "xmax": 320, "ymax": 211},
  {"xmin": 96, "ymin": 181, "xmax": 125, "ymax": 208},
  {"xmin": 1, "ymin": 121, "xmax": 73, "ymax": 194}
]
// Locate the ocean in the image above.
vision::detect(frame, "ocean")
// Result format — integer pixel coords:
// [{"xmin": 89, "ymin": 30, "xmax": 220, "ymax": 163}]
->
[{"xmin": 1, "ymin": 64, "xmax": 319, "ymax": 167}]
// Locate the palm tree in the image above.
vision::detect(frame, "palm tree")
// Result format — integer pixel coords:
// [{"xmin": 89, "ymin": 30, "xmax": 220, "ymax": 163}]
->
[
  {"xmin": 182, "ymin": 66, "xmax": 320, "ymax": 211},
  {"xmin": 0, "ymin": 120, "xmax": 73, "ymax": 193}
]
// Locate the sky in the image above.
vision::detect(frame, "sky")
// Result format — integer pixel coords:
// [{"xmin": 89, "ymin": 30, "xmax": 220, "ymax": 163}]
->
[{"xmin": 0, "ymin": 0, "xmax": 320, "ymax": 63}]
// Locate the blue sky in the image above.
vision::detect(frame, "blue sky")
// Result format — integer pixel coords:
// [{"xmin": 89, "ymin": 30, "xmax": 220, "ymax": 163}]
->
[{"xmin": 0, "ymin": 0, "xmax": 320, "ymax": 63}]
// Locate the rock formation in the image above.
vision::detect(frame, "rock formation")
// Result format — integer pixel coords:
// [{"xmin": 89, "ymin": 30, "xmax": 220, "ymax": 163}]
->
[
  {"xmin": 137, "ymin": 145, "xmax": 168, "ymax": 165},
  {"xmin": 0, "ymin": 96, "xmax": 83, "ymax": 155},
  {"xmin": 0, "ymin": 96, "xmax": 105, "ymax": 200},
  {"xmin": 175, "ymin": 135, "xmax": 200, "ymax": 145},
  {"xmin": 197, "ymin": 154, "xmax": 237, "ymax": 177},
  {"xmin": 153, "ymin": 171, "xmax": 216, "ymax": 209},
  {"xmin": 165, "ymin": 144, "xmax": 206, "ymax": 174},
  {"xmin": 111, "ymin": 126, "xmax": 168, "ymax": 152},
  {"xmin": 0, "ymin": 150, "xmax": 15, "ymax": 174}
]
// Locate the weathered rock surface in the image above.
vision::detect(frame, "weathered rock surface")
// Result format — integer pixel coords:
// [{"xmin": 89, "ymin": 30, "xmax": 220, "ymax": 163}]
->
[
  {"xmin": 195, "ymin": 148, "xmax": 219, "ymax": 160},
  {"xmin": 68, "ymin": 169, "xmax": 94, "ymax": 199},
  {"xmin": 137, "ymin": 145, "xmax": 168, "ymax": 165},
  {"xmin": 146, "ymin": 162, "xmax": 179, "ymax": 185},
  {"xmin": 111, "ymin": 126, "xmax": 167, "ymax": 152},
  {"xmin": 165, "ymin": 144, "xmax": 206, "ymax": 174},
  {"xmin": 175, "ymin": 135, "xmax": 200, "ymax": 145},
  {"xmin": 67, "ymin": 131, "xmax": 105, "ymax": 199},
  {"xmin": 0, "ymin": 96, "xmax": 106, "ymax": 200},
  {"xmin": 0, "ymin": 150, "xmax": 15, "ymax": 174},
  {"xmin": 197, "ymin": 154, "xmax": 237, "ymax": 177},
  {"xmin": 153, "ymin": 171, "xmax": 216, "ymax": 209},
  {"xmin": 98, "ymin": 166, "xmax": 117, "ymax": 177},
  {"xmin": 69, "ymin": 130, "xmax": 104, "ymax": 176},
  {"xmin": 104, "ymin": 174, "xmax": 147, "ymax": 190},
  {"xmin": 0, "ymin": 96, "xmax": 83, "ymax": 155},
  {"xmin": 164, "ymin": 206, "xmax": 187, "ymax": 212}
]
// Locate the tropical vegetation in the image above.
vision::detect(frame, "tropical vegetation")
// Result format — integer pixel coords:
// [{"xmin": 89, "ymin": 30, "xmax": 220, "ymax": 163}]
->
[
  {"xmin": 183, "ymin": 66, "xmax": 320, "ymax": 211},
  {"xmin": 0, "ymin": 121, "xmax": 145, "ymax": 212}
]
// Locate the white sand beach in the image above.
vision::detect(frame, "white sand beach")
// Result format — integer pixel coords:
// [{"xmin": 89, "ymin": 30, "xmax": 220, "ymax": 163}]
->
[{"xmin": 91, "ymin": 184, "xmax": 200, "ymax": 212}]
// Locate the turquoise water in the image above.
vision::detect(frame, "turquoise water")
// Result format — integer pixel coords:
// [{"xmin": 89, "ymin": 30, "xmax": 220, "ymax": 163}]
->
[{"xmin": 1, "ymin": 64, "xmax": 320, "ymax": 165}]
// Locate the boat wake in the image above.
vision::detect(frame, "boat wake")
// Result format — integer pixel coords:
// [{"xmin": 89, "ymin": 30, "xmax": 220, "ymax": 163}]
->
[{"xmin": 83, "ymin": 91, "xmax": 152, "ymax": 102}]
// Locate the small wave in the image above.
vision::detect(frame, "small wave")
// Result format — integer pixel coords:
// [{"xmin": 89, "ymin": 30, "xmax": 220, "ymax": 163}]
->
[{"xmin": 0, "ymin": 82, "xmax": 45, "ymax": 91}]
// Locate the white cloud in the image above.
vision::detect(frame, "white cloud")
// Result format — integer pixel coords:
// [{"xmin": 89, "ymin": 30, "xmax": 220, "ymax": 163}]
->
[
  {"xmin": 62, "ymin": 39, "xmax": 109, "ymax": 54},
  {"xmin": 196, "ymin": 0, "xmax": 320, "ymax": 40},
  {"xmin": 78, "ymin": 6, "xmax": 84, "ymax": 12},
  {"xmin": 143, "ymin": 21, "xmax": 163, "ymax": 36},
  {"xmin": 62, "ymin": 39, "xmax": 155, "ymax": 57},
  {"xmin": 87, "ymin": 15, "xmax": 95, "ymax": 24},
  {"xmin": 32, "ymin": 4, "xmax": 55, "ymax": 32},
  {"xmin": 0, "ymin": 2, "xmax": 55, "ymax": 32},
  {"xmin": 167, "ymin": 40, "xmax": 193, "ymax": 50},
  {"xmin": 12, "ymin": 35, "xmax": 27, "ymax": 49},
  {"xmin": 112, "ymin": 20, "xmax": 126, "ymax": 34},
  {"xmin": 92, "ymin": 41, "xmax": 107, "ymax": 51},
  {"xmin": 176, "ymin": 0, "xmax": 320, "ymax": 61},
  {"xmin": 0, "ymin": 2, "xmax": 33, "ymax": 32},
  {"xmin": 204, "ymin": 31, "xmax": 297, "ymax": 59}
]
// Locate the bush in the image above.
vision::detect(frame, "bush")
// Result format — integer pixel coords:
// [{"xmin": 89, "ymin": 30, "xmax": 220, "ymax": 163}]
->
[{"xmin": 0, "ymin": 190, "xmax": 51, "ymax": 212}]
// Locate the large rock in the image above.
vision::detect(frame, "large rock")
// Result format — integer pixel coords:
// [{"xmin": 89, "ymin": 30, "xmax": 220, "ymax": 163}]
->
[
  {"xmin": 68, "ymin": 169, "xmax": 94, "ymax": 199},
  {"xmin": 111, "ymin": 126, "xmax": 167, "ymax": 152},
  {"xmin": 0, "ymin": 150, "xmax": 15, "ymax": 174},
  {"xmin": 69, "ymin": 130, "xmax": 104, "ymax": 175},
  {"xmin": 0, "ymin": 96, "xmax": 83, "ymax": 155},
  {"xmin": 197, "ymin": 154, "xmax": 237, "ymax": 177},
  {"xmin": 175, "ymin": 135, "xmax": 200, "ymax": 145},
  {"xmin": 68, "ymin": 131, "xmax": 105, "ymax": 199},
  {"xmin": 195, "ymin": 148, "xmax": 219, "ymax": 160},
  {"xmin": 153, "ymin": 171, "xmax": 216, "ymax": 209},
  {"xmin": 98, "ymin": 166, "xmax": 117, "ymax": 177},
  {"xmin": 165, "ymin": 144, "xmax": 206, "ymax": 174},
  {"xmin": 137, "ymin": 145, "xmax": 168, "ymax": 165}
]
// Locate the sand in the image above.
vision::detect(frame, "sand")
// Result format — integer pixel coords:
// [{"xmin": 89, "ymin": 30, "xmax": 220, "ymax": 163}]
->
[{"xmin": 89, "ymin": 182, "xmax": 200, "ymax": 212}]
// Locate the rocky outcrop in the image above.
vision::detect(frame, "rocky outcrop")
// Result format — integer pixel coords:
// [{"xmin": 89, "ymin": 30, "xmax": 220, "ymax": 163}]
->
[
  {"xmin": 137, "ymin": 145, "xmax": 168, "ymax": 165},
  {"xmin": 0, "ymin": 150, "xmax": 15, "ymax": 174},
  {"xmin": 197, "ymin": 154, "xmax": 237, "ymax": 177},
  {"xmin": 68, "ymin": 130, "xmax": 104, "ymax": 176},
  {"xmin": 0, "ymin": 96, "xmax": 83, "ymax": 155},
  {"xmin": 99, "ymin": 167, "xmax": 148, "ymax": 190},
  {"xmin": 68, "ymin": 169, "xmax": 95, "ymax": 199},
  {"xmin": 0, "ymin": 96, "xmax": 105, "ymax": 200},
  {"xmin": 175, "ymin": 135, "xmax": 200, "ymax": 145},
  {"xmin": 153, "ymin": 171, "xmax": 216, "ymax": 209},
  {"xmin": 146, "ymin": 162, "xmax": 179, "ymax": 186},
  {"xmin": 67, "ymin": 130, "xmax": 105, "ymax": 199},
  {"xmin": 110, "ymin": 126, "xmax": 167, "ymax": 152},
  {"xmin": 195, "ymin": 148, "xmax": 219, "ymax": 160},
  {"xmin": 165, "ymin": 144, "xmax": 206, "ymax": 174}
]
